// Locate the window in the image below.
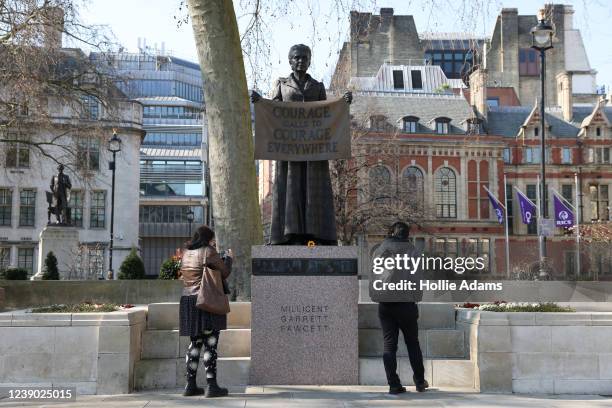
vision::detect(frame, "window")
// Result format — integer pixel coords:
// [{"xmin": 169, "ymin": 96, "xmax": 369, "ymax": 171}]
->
[
  {"xmin": 435, "ymin": 167, "xmax": 456, "ymax": 218},
  {"xmin": 139, "ymin": 205, "xmax": 203, "ymax": 224},
  {"xmin": 487, "ymin": 98, "xmax": 500, "ymax": 108},
  {"xmin": 503, "ymin": 148, "xmax": 512, "ymax": 164},
  {"xmin": 433, "ymin": 238, "xmax": 459, "ymax": 259},
  {"xmin": 467, "ymin": 119, "xmax": 481, "ymax": 135},
  {"xmin": 590, "ymin": 185, "xmax": 609, "ymax": 221},
  {"xmin": 143, "ymin": 132, "xmax": 202, "ymax": 146},
  {"xmin": 369, "ymin": 115, "xmax": 387, "ymax": 132},
  {"xmin": 435, "ymin": 119, "xmax": 450, "ymax": 134},
  {"xmin": 17, "ymin": 248, "xmax": 34, "ymax": 274},
  {"xmin": 369, "ymin": 166, "xmax": 391, "ymax": 201},
  {"xmin": 524, "ymin": 147, "xmax": 550, "ymax": 164},
  {"xmin": 0, "ymin": 247, "xmax": 10, "ymax": 270},
  {"xmin": 424, "ymin": 50, "xmax": 473, "ymax": 79},
  {"xmin": 402, "ymin": 167, "xmax": 424, "ymax": 209},
  {"xmin": 0, "ymin": 189, "xmax": 12, "ymax": 226},
  {"xmin": 596, "ymin": 127, "xmax": 602, "ymax": 137},
  {"xmin": 392, "ymin": 70, "xmax": 404, "ymax": 89},
  {"xmin": 564, "ymin": 252, "xmax": 576, "ymax": 276},
  {"xmin": 402, "ymin": 117, "xmax": 418, "ymax": 133},
  {"xmin": 506, "ymin": 183, "xmax": 514, "ymax": 235},
  {"xmin": 69, "ymin": 190, "xmax": 84, "ymax": 227},
  {"xmin": 519, "ymin": 48, "xmax": 539, "ymax": 76},
  {"xmin": 5, "ymin": 134, "xmax": 30, "ymax": 168},
  {"xmin": 80, "ymin": 95, "xmax": 100, "ymax": 119},
  {"xmin": 595, "ymin": 147, "xmax": 611, "ymax": 164},
  {"xmin": 562, "ymin": 185, "xmax": 574, "ymax": 206},
  {"xmin": 526, "ymin": 184, "xmax": 538, "ymax": 235},
  {"xmin": 90, "ymin": 191, "xmax": 106, "ymax": 228},
  {"xmin": 19, "ymin": 189, "xmax": 36, "ymax": 227},
  {"xmin": 466, "ymin": 238, "xmax": 490, "ymax": 273},
  {"xmin": 77, "ymin": 137, "xmax": 100, "ymax": 171},
  {"xmin": 410, "ymin": 70, "xmax": 423, "ymax": 89},
  {"xmin": 562, "ymin": 147, "xmax": 572, "ymax": 164}
]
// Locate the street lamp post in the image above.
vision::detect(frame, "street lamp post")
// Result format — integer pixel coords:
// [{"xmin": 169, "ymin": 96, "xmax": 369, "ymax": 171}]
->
[
  {"xmin": 531, "ymin": 10, "xmax": 554, "ymax": 279},
  {"xmin": 186, "ymin": 207, "xmax": 195, "ymax": 238},
  {"xmin": 107, "ymin": 130, "xmax": 122, "ymax": 280}
]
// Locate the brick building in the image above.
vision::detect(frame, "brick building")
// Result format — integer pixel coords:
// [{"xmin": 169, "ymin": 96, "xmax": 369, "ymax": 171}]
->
[{"xmin": 258, "ymin": 6, "xmax": 611, "ymax": 278}]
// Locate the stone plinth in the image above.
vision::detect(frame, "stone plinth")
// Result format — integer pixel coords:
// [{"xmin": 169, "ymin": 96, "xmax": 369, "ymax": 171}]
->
[
  {"xmin": 250, "ymin": 246, "xmax": 359, "ymax": 385},
  {"xmin": 32, "ymin": 226, "xmax": 79, "ymax": 280}
]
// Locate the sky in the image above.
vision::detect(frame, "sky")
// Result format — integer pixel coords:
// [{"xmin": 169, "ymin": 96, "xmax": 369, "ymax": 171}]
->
[{"xmin": 79, "ymin": 0, "xmax": 612, "ymax": 93}]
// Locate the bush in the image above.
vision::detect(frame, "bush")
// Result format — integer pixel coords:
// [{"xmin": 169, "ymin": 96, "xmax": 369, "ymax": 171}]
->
[
  {"xmin": 159, "ymin": 256, "xmax": 181, "ymax": 280},
  {"xmin": 118, "ymin": 248, "xmax": 146, "ymax": 280},
  {"xmin": 0, "ymin": 268, "xmax": 29, "ymax": 280},
  {"xmin": 41, "ymin": 251, "xmax": 60, "ymax": 280}
]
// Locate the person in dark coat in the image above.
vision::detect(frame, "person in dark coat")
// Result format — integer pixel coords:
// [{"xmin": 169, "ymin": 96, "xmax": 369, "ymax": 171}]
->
[
  {"xmin": 251, "ymin": 44, "xmax": 352, "ymax": 245},
  {"xmin": 178, "ymin": 225, "xmax": 232, "ymax": 398},
  {"xmin": 371, "ymin": 222, "xmax": 429, "ymax": 394}
]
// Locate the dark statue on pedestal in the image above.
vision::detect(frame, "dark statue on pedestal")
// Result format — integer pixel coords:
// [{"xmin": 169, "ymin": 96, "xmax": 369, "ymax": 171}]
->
[
  {"xmin": 252, "ymin": 44, "xmax": 352, "ymax": 246},
  {"xmin": 47, "ymin": 164, "xmax": 72, "ymax": 225}
]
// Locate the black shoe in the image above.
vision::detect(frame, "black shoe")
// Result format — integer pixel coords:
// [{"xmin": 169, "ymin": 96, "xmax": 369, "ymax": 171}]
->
[
  {"xmin": 183, "ymin": 378, "xmax": 205, "ymax": 397},
  {"xmin": 415, "ymin": 379, "xmax": 429, "ymax": 392},
  {"xmin": 388, "ymin": 385, "xmax": 407, "ymax": 395},
  {"xmin": 205, "ymin": 382, "xmax": 229, "ymax": 398}
]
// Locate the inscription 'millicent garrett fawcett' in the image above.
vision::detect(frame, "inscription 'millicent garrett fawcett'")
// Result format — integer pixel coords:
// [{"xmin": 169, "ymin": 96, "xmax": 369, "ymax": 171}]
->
[{"xmin": 279, "ymin": 304, "xmax": 330, "ymax": 333}]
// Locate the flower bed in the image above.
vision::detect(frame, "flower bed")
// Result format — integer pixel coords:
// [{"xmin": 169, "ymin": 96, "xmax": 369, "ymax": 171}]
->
[
  {"xmin": 30, "ymin": 302, "xmax": 121, "ymax": 313},
  {"xmin": 459, "ymin": 301, "xmax": 574, "ymax": 313}
]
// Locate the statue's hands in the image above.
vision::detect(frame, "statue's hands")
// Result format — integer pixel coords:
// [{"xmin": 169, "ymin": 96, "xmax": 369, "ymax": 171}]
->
[
  {"xmin": 251, "ymin": 91, "xmax": 262, "ymax": 103},
  {"xmin": 343, "ymin": 91, "xmax": 353, "ymax": 105}
]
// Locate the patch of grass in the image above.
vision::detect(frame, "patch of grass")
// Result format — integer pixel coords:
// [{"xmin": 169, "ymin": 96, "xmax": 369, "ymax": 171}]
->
[{"xmin": 30, "ymin": 303, "xmax": 119, "ymax": 313}]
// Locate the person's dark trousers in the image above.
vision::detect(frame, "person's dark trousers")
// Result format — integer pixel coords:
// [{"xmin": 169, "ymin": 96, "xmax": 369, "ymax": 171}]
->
[{"xmin": 378, "ymin": 302, "xmax": 425, "ymax": 387}]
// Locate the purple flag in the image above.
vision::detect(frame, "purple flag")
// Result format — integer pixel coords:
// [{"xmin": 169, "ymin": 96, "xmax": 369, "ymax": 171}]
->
[
  {"xmin": 553, "ymin": 193, "xmax": 574, "ymax": 227},
  {"xmin": 485, "ymin": 188, "xmax": 504, "ymax": 224},
  {"xmin": 516, "ymin": 188, "xmax": 536, "ymax": 225}
]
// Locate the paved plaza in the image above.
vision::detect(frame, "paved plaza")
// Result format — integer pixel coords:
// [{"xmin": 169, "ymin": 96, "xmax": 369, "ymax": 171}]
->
[{"xmin": 1, "ymin": 386, "xmax": 612, "ymax": 408}]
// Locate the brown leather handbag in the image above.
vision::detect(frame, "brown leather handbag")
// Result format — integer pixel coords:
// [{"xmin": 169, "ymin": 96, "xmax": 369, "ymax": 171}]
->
[{"xmin": 196, "ymin": 246, "xmax": 230, "ymax": 315}]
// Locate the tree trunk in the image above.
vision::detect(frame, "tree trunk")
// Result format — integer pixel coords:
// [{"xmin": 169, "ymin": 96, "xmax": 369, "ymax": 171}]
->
[{"xmin": 187, "ymin": 0, "xmax": 263, "ymax": 300}]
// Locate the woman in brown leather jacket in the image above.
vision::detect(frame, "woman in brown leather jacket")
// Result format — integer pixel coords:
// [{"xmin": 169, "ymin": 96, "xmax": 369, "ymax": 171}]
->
[{"xmin": 178, "ymin": 225, "xmax": 232, "ymax": 398}]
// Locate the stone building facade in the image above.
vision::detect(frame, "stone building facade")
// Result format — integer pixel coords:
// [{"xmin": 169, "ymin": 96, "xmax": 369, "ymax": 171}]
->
[
  {"xmin": 332, "ymin": 6, "xmax": 600, "ymax": 107},
  {"xmin": 0, "ymin": 72, "xmax": 143, "ymax": 278}
]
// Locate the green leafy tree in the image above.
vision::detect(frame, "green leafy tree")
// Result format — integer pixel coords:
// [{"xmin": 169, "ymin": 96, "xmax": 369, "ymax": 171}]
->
[
  {"xmin": 118, "ymin": 248, "xmax": 146, "ymax": 280},
  {"xmin": 42, "ymin": 251, "xmax": 60, "ymax": 280}
]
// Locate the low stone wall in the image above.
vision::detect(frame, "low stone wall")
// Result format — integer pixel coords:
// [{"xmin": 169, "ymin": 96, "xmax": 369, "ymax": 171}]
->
[
  {"xmin": 0, "ymin": 307, "xmax": 146, "ymax": 394},
  {"xmin": 0, "ymin": 280, "xmax": 183, "ymax": 310},
  {"xmin": 457, "ymin": 309, "xmax": 612, "ymax": 394}
]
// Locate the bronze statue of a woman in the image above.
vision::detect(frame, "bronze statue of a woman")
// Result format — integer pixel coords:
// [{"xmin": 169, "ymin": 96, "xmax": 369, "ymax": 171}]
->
[{"xmin": 252, "ymin": 44, "xmax": 352, "ymax": 245}]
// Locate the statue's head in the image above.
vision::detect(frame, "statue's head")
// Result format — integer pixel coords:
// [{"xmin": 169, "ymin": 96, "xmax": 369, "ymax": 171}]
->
[
  {"xmin": 57, "ymin": 164, "xmax": 64, "ymax": 173},
  {"xmin": 288, "ymin": 44, "xmax": 311, "ymax": 74},
  {"xmin": 388, "ymin": 221, "xmax": 410, "ymax": 240}
]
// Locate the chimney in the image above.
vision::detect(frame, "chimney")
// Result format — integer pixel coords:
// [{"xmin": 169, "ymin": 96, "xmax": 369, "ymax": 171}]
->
[
  {"xmin": 42, "ymin": 6, "xmax": 64, "ymax": 49},
  {"xmin": 556, "ymin": 71, "xmax": 572, "ymax": 122},
  {"xmin": 469, "ymin": 68, "xmax": 488, "ymax": 120},
  {"xmin": 380, "ymin": 8, "xmax": 394, "ymax": 17}
]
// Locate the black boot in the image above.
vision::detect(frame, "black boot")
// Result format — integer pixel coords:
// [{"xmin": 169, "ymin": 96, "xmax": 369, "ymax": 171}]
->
[
  {"xmin": 205, "ymin": 379, "xmax": 228, "ymax": 398},
  {"xmin": 388, "ymin": 384, "xmax": 407, "ymax": 395},
  {"xmin": 183, "ymin": 376, "xmax": 204, "ymax": 397},
  {"xmin": 414, "ymin": 378, "xmax": 429, "ymax": 392}
]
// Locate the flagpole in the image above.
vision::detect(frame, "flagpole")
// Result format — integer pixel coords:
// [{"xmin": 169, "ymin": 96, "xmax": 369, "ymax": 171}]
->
[
  {"xmin": 536, "ymin": 175, "xmax": 545, "ymax": 277},
  {"xmin": 503, "ymin": 175, "xmax": 511, "ymax": 278},
  {"xmin": 575, "ymin": 173, "xmax": 581, "ymax": 277}
]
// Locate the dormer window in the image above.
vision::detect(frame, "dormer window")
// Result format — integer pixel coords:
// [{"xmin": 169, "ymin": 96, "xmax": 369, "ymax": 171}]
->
[
  {"xmin": 402, "ymin": 116, "xmax": 419, "ymax": 133},
  {"xmin": 435, "ymin": 118, "xmax": 451, "ymax": 134},
  {"xmin": 596, "ymin": 127, "xmax": 602, "ymax": 137},
  {"xmin": 466, "ymin": 118, "xmax": 482, "ymax": 135},
  {"xmin": 534, "ymin": 127, "xmax": 539, "ymax": 137},
  {"xmin": 393, "ymin": 70, "xmax": 404, "ymax": 90},
  {"xmin": 369, "ymin": 115, "xmax": 387, "ymax": 132}
]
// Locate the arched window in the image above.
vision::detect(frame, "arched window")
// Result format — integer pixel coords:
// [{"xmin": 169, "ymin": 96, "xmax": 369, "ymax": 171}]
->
[
  {"xmin": 402, "ymin": 166, "xmax": 424, "ymax": 208},
  {"xmin": 435, "ymin": 167, "xmax": 456, "ymax": 218},
  {"xmin": 402, "ymin": 116, "xmax": 419, "ymax": 133},
  {"xmin": 435, "ymin": 117, "xmax": 451, "ymax": 134},
  {"xmin": 369, "ymin": 165, "xmax": 391, "ymax": 201}
]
